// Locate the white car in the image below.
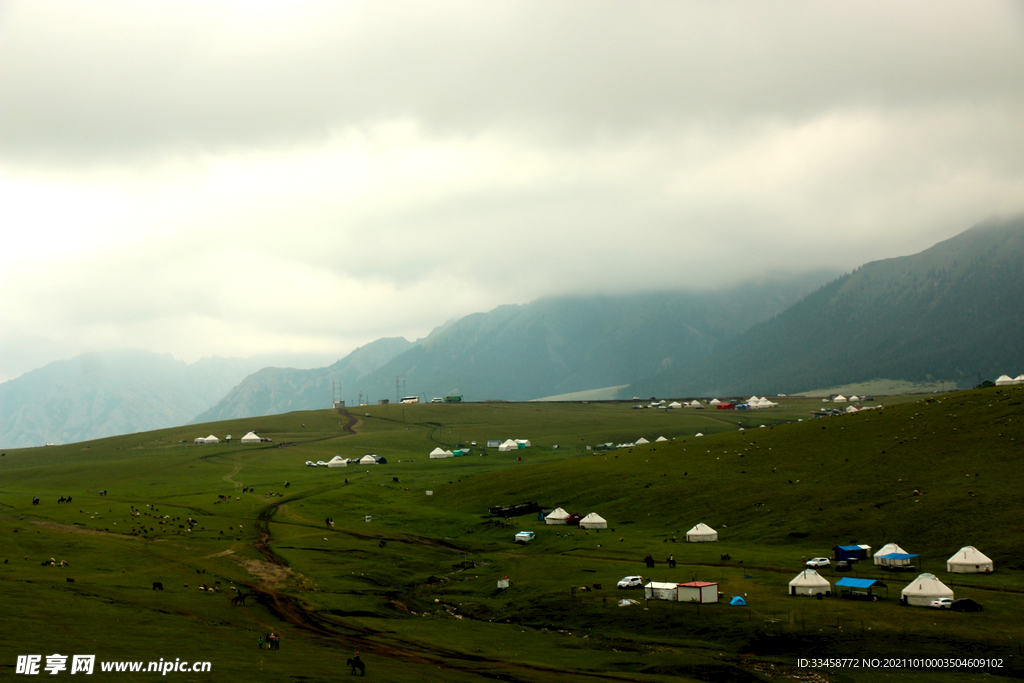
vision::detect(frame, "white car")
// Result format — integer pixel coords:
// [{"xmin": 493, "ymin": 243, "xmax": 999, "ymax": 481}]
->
[
  {"xmin": 930, "ymin": 598, "xmax": 953, "ymax": 609},
  {"xmin": 806, "ymin": 557, "xmax": 831, "ymax": 568},
  {"xmin": 617, "ymin": 575, "xmax": 643, "ymax": 589}
]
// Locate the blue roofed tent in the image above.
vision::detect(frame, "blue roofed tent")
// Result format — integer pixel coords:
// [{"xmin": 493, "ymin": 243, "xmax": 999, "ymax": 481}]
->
[
  {"xmin": 833, "ymin": 544, "xmax": 872, "ymax": 562},
  {"xmin": 875, "ymin": 552, "xmax": 919, "ymax": 568},
  {"xmin": 835, "ymin": 577, "xmax": 888, "ymax": 600},
  {"xmin": 729, "ymin": 596, "xmax": 746, "ymax": 606}
]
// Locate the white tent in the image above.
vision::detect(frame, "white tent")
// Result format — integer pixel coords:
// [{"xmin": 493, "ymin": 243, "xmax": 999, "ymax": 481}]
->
[
  {"xmin": 199, "ymin": 434, "xmax": 219, "ymax": 444},
  {"xmin": 946, "ymin": 546, "xmax": 993, "ymax": 573},
  {"xmin": 668, "ymin": 401, "xmax": 683, "ymax": 409},
  {"xmin": 833, "ymin": 395, "xmax": 847, "ymax": 403},
  {"xmin": 644, "ymin": 581, "xmax": 680, "ymax": 601},
  {"xmin": 849, "ymin": 395, "xmax": 861, "ymax": 401},
  {"xmin": 995, "ymin": 374, "xmax": 1014, "ymax": 386},
  {"xmin": 686, "ymin": 523, "xmax": 718, "ymax": 542},
  {"xmin": 241, "ymin": 431, "xmax": 261, "ymax": 444},
  {"xmin": 748, "ymin": 396, "xmax": 760, "ymax": 403},
  {"xmin": 327, "ymin": 456, "xmax": 348, "ymax": 468},
  {"xmin": 689, "ymin": 400, "xmax": 701, "ymax": 407},
  {"xmin": 655, "ymin": 436, "xmax": 668, "ymax": 442},
  {"xmin": 709, "ymin": 398, "xmax": 721, "ymax": 405},
  {"xmin": 635, "ymin": 437, "xmax": 650, "ymax": 445},
  {"xmin": 789, "ymin": 569, "xmax": 831, "ymax": 596},
  {"xmin": 901, "ymin": 573, "xmax": 953, "ymax": 606},
  {"xmin": 1015, "ymin": 374, "xmax": 1024, "ymax": 385},
  {"xmin": 359, "ymin": 454, "xmax": 384, "ymax": 465},
  {"xmin": 695, "ymin": 432, "xmax": 704, "ymax": 437},
  {"xmin": 545, "ymin": 507, "xmax": 570, "ymax": 525},
  {"xmin": 845, "ymin": 405, "xmax": 860, "ymax": 413},
  {"xmin": 874, "ymin": 543, "xmax": 909, "ymax": 565},
  {"xmin": 579, "ymin": 512, "xmax": 607, "ymax": 529},
  {"xmin": 499, "ymin": 439, "xmax": 519, "ymax": 452},
  {"xmin": 429, "ymin": 447, "xmax": 452, "ymax": 459},
  {"xmin": 757, "ymin": 397, "xmax": 776, "ymax": 408}
]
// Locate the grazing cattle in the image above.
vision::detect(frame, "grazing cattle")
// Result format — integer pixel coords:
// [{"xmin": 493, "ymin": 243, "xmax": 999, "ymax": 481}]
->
[
  {"xmin": 41, "ymin": 559, "xmax": 55, "ymax": 566},
  {"xmin": 66, "ymin": 578, "xmax": 75, "ymax": 582},
  {"xmin": 152, "ymin": 582, "xmax": 164, "ymax": 590},
  {"xmin": 32, "ymin": 497, "xmax": 40, "ymax": 505},
  {"xmin": 720, "ymin": 553, "xmax": 731, "ymax": 561},
  {"xmin": 347, "ymin": 658, "xmax": 365, "ymax": 675},
  {"xmin": 99, "ymin": 490, "xmax": 107, "ymax": 496}
]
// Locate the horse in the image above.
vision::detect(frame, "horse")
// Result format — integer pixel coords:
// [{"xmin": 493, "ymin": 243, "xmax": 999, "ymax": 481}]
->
[{"xmin": 346, "ymin": 658, "xmax": 365, "ymax": 675}]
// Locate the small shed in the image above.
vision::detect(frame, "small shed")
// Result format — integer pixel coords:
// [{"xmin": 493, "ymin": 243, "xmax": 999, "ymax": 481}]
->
[
  {"xmin": 901, "ymin": 573, "xmax": 953, "ymax": 606},
  {"xmin": 579, "ymin": 512, "xmax": 607, "ymax": 529},
  {"xmin": 833, "ymin": 544, "xmax": 871, "ymax": 562},
  {"xmin": 686, "ymin": 523, "xmax": 718, "ymax": 542},
  {"xmin": 644, "ymin": 582, "xmax": 680, "ymax": 601},
  {"xmin": 678, "ymin": 581, "xmax": 718, "ymax": 603},
  {"xmin": 946, "ymin": 546, "xmax": 993, "ymax": 573},
  {"xmin": 789, "ymin": 569, "xmax": 831, "ymax": 596},
  {"xmin": 486, "ymin": 440, "xmax": 501, "ymax": 448}
]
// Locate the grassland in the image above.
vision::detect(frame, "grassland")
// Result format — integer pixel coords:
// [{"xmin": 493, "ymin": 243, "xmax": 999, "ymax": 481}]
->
[{"xmin": 1, "ymin": 388, "xmax": 1022, "ymax": 682}]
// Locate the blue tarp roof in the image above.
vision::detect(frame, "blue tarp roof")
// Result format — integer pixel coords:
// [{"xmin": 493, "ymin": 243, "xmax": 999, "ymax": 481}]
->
[
  {"xmin": 836, "ymin": 545, "xmax": 866, "ymax": 551},
  {"xmin": 836, "ymin": 578, "xmax": 886, "ymax": 588},
  {"xmin": 876, "ymin": 553, "xmax": 919, "ymax": 560}
]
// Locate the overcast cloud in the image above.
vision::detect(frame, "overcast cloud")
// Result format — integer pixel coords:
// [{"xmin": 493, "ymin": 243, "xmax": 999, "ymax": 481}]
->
[{"xmin": 2, "ymin": 0, "xmax": 1023, "ymax": 383}]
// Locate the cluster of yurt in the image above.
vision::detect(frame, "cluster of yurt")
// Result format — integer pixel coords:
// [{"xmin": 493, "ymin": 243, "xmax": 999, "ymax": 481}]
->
[
  {"xmin": 194, "ymin": 434, "xmax": 220, "ymax": 444},
  {"xmin": 746, "ymin": 396, "xmax": 777, "ymax": 408},
  {"xmin": 497, "ymin": 439, "xmax": 530, "ymax": 452},
  {"xmin": 686, "ymin": 523, "xmax": 718, "ymax": 542},
  {"xmin": 429, "ymin": 447, "xmax": 454, "ymax": 459},
  {"xmin": 994, "ymin": 374, "xmax": 1024, "ymax": 385},
  {"xmin": 358, "ymin": 454, "xmax": 386, "ymax": 465}
]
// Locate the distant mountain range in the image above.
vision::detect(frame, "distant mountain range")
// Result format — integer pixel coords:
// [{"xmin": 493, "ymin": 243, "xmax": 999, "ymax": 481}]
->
[
  {"xmin": 622, "ymin": 215, "xmax": 1024, "ymax": 398},
  {"xmin": 4, "ymin": 215, "xmax": 1021, "ymax": 448}
]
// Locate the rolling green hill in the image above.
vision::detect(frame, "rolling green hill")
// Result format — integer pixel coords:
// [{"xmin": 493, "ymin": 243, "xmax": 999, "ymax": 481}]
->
[
  {"xmin": 2, "ymin": 385, "xmax": 1023, "ymax": 682},
  {"xmin": 626, "ymin": 215, "xmax": 1024, "ymax": 398}
]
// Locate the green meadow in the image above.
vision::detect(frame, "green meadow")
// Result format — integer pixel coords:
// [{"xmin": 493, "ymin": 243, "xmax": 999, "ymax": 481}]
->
[{"xmin": 1, "ymin": 389, "xmax": 1022, "ymax": 682}]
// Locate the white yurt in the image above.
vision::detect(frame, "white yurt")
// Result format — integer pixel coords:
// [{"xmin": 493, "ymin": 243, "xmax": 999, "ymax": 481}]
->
[
  {"xmin": 874, "ymin": 543, "xmax": 909, "ymax": 565},
  {"xmin": 946, "ymin": 546, "xmax": 994, "ymax": 573},
  {"xmin": 748, "ymin": 396, "xmax": 760, "ymax": 404},
  {"xmin": 686, "ymin": 523, "xmax": 718, "ymax": 542},
  {"xmin": 202, "ymin": 434, "xmax": 219, "ymax": 443},
  {"xmin": 1015, "ymin": 374, "xmax": 1024, "ymax": 385},
  {"xmin": 709, "ymin": 398, "xmax": 721, "ymax": 406},
  {"xmin": 240, "ymin": 431, "xmax": 261, "ymax": 444},
  {"xmin": 995, "ymin": 375, "xmax": 1014, "ymax": 386},
  {"xmin": 833, "ymin": 395, "xmax": 847, "ymax": 403},
  {"xmin": 668, "ymin": 401, "xmax": 683, "ymax": 409},
  {"xmin": 695, "ymin": 432, "xmax": 704, "ymax": 437},
  {"xmin": 788, "ymin": 569, "xmax": 831, "ymax": 596},
  {"xmin": 429, "ymin": 447, "xmax": 452, "ymax": 459},
  {"xmin": 901, "ymin": 573, "xmax": 953, "ymax": 606},
  {"xmin": 849, "ymin": 395, "xmax": 860, "ymax": 401},
  {"xmin": 359, "ymin": 454, "xmax": 380, "ymax": 465},
  {"xmin": 327, "ymin": 456, "xmax": 348, "ymax": 468},
  {"xmin": 579, "ymin": 512, "xmax": 608, "ymax": 529},
  {"xmin": 498, "ymin": 439, "xmax": 519, "ymax": 452},
  {"xmin": 655, "ymin": 436, "xmax": 668, "ymax": 442},
  {"xmin": 635, "ymin": 437, "xmax": 650, "ymax": 445},
  {"xmin": 689, "ymin": 400, "xmax": 701, "ymax": 407},
  {"xmin": 545, "ymin": 507, "xmax": 570, "ymax": 525}
]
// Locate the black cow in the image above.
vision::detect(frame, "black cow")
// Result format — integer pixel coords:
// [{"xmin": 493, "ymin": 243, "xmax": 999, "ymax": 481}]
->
[{"xmin": 152, "ymin": 582, "xmax": 164, "ymax": 590}]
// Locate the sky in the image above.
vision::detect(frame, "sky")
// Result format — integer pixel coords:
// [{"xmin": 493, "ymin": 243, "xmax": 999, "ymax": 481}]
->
[{"xmin": 2, "ymin": 1, "xmax": 1023, "ymax": 384}]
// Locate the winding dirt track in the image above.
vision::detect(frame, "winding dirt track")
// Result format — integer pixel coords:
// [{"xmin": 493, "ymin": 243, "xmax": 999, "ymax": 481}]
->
[{"xmin": 241, "ymin": 410, "xmax": 642, "ymax": 682}]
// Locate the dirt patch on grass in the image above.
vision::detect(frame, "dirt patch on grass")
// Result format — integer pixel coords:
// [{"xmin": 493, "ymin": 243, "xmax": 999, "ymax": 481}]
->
[{"xmin": 235, "ymin": 556, "xmax": 301, "ymax": 591}]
